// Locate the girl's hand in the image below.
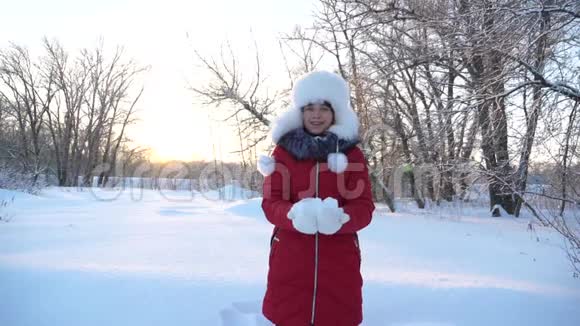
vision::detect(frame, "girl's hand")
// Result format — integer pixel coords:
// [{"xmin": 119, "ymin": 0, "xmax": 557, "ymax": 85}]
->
[
  {"xmin": 287, "ymin": 197, "xmax": 322, "ymax": 234},
  {"xmin": 317, "ymin": 197, "xmax": 350, "ymax": 235}
]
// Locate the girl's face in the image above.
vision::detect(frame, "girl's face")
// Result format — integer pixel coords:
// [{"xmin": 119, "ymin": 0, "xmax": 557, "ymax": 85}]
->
[{"xmin": 302, "ymin": 103, "xmax": 334, "ymax": 135}]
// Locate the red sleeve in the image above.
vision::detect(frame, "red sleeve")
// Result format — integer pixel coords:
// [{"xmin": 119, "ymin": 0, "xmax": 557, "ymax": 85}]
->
[
  {"xmin": 338, "ymin": 146, "xmax": 375, "ymax": 234},
  {"xmin": 261, "ymin": 146, "xmax": 295, "ymax": 231}
]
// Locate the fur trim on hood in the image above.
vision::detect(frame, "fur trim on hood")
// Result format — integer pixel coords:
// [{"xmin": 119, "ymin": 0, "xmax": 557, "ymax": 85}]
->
[
  {"xmin": 256, "ymin": 129, "xmax": 357, "ymax": 175},
  {"xmin": 258, "ymin": 71, "xmax": 361, "ymax": 176},
  {"xmin": 278, "ymin": 129, "xmax": 358, "ymax": 162}
]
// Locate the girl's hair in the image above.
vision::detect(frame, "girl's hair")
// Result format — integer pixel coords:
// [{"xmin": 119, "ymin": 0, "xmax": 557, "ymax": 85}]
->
[{"xmin": 300, "ymin": 100, "xmax": 334, "ymax": 112}]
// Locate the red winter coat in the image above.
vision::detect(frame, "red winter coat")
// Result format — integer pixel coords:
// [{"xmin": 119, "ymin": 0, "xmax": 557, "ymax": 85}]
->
[{"xmin": 262, "ymin": 145, "xmax": 375, "ymax": 326}]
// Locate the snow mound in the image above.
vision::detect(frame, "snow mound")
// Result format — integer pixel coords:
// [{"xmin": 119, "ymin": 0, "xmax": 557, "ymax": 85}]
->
[
  {"xmin": 225, "ymin": 198, "xmax": 264, "ymax": 220},
  {"xmin": 220, "ymin": 301, "xmax": 273, "ymax": 326},
  {"xmin": 0, "ymin": 188, "xmax": 38, "ymax": 201},
  {"xmin": 203, "ymin": 184, "xmax": 260, "ymax": 201}
]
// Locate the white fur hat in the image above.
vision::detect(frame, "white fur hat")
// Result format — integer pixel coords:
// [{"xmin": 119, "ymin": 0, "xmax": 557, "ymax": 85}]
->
[
  {"xmin": 258, "ymin": 71, "xmax": 359, "ymax": 176},
  {"xmin": 270, "ymin": 71, "xmax": 359, "ymax": 144}
]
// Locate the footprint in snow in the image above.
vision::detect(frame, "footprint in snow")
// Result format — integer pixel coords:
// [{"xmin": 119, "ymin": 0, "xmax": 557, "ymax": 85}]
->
[{"xmin": 220, "ymin": 300, "xmax": 273, "ymax": 326}]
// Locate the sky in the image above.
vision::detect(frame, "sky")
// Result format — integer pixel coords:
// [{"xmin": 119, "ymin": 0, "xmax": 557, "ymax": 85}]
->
[{"xmin": 0, "ymin": 0, "xmax": 318, "ymax": 162}]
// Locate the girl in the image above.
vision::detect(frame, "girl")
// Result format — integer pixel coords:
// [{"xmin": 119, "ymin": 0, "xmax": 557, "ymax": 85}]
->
[{"xmin": 258, "ymin": 71, "xmax": 375, "ymax": 326}]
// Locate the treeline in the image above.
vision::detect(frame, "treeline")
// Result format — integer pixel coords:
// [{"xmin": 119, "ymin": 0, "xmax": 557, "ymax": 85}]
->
[
  {"xmin": 94, "ymin": 159, "xmax": 263, "ymax": 193},
  {"xmin": 0, "ymin": 38, "xmax": 147, "ymax": 189}
]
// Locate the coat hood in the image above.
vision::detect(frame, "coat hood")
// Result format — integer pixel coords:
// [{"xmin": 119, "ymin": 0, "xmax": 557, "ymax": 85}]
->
[{"xmin": 270, "ymin": 71, "xmax": 359, "ymax": 144}]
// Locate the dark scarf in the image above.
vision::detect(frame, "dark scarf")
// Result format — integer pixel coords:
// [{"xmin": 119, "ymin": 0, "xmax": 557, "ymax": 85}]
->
[{"xmin": 277, "ymin": 128, "xmax": 359, "ymax": 161}]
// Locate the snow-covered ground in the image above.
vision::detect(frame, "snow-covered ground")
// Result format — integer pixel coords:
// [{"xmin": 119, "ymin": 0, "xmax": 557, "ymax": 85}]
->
[{"xmin": 0, "ymin": 187, "xmax": 579, "ymax": 326}]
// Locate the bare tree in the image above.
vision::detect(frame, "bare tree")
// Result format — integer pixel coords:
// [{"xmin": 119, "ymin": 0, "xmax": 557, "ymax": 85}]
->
[
  {"xmin": 0, "ymin": 39, "xmax": 147, "ymax": 188},
  {"xmin": 43, "ymin": 38, "xmax": 89, "ymax": 186},
  {"xmin": 190, "ymin": 41, "xmax": 276, "ymax": 163},
  {"xmin": 0, "ymin": 43, "xmax": 56, "ymax": 183}
]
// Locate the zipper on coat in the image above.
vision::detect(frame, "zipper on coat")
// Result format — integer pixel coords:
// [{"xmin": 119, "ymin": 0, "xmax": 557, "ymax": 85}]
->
[{"xmin": 311, "ymin": 161, "xmax": 320, "ymax": 325}]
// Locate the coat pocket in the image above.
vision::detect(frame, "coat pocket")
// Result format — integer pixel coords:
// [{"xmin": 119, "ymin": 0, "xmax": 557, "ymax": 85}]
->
[
  {"xmin": 353, "ymin": 233, "xmax": 361, "ymax": 264},
  {"xmin": 269, "ymin": 227, "xmax": 280, "ymax": 256}
]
